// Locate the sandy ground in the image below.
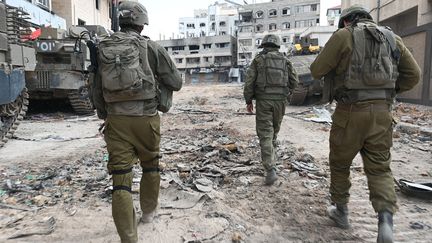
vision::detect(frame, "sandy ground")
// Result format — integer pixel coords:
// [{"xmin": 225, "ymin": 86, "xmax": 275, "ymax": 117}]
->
[{"xmin": 0, "ymin": 83, "xmax": 431, "ymax": 242}]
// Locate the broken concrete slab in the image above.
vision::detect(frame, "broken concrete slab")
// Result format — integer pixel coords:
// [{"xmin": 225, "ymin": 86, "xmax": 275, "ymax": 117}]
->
[{"xmin": 160, "ymin": 184, "xmax": 209, "ymax": 209}]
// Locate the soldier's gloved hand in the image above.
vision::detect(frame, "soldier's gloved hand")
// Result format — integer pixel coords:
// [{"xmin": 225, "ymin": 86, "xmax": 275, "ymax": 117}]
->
[{"xmin": 246, "ymin": 103, "xmax": 254, "ymax": 113}]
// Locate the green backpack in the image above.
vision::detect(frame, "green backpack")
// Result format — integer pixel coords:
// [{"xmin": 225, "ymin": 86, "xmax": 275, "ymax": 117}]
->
[
  {"xmin": 256, "ymin": 52, "xmax": 290, "ymax": 95},
  {"xmin": 344, "ymin": 22, "xmax": 399, "ymax": 90},
  {"xmin": 98, "ymin": 32, "xmax": 156, "ymax": 103}
]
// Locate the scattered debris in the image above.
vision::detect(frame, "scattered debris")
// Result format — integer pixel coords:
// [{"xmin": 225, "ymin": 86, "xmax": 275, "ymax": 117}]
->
[
  {"xmin": 409, "ymin": 221, "xmax": 432, "ymax": 230},
  {"xmin": 32, "ymin": 195, "xmax": 51, "ymax": 206},
  {"xmin": 160, "ymin": 184, "xmax": 209, "ymax": 209},
  {"xmin": 232, "ymin": 231, "xmax": 242, "ymax": 243},
  {"xmin": 395, "ymin": 179, "xmax": 432, "ymax": 200},
  {"xmin": 0, "ymin": 203, "xmax": 35, "ymax": 212},
  {"xmin": 180, "ymin": 214, "xmax": 229, "ymax": 242},
  {"xmin": 302, "ymin": 107, "xmax": 332, "ymax": 124},
  {"xmin": 303, "ymin": 180, "xmax": 320, "ymax": 190},
  {"xmin": 7, "ymin": 216, "xmax": 56, "ymax": 239},
  {"xmin": 194, "ymin": 177, "xmax": 214, "ymax": 193}
]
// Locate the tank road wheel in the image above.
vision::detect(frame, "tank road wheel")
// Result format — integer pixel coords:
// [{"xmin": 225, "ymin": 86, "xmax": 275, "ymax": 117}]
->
[
  {"xmin": 0, "ymin": 88, "xmax": 29, "ymax": 148},
  {"xmin": 68, "ymin": 90, "xmax": 95, "ymax": 115},
  {"xmin": 289, "ymin": 86, "xmax": 308, "ymax": 105}
]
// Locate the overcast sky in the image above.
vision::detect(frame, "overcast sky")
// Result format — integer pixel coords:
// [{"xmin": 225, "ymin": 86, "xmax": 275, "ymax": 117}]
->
[
  {"xmin": 140, "ymin": 0, "xmax": 270, "ymax": 40},
  {"xmin": 139, "ymin": 0, "xmax": 340, "ymax": 40}
]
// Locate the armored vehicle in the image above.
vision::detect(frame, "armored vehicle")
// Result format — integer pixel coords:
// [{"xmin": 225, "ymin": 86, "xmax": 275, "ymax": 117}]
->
[
  {"xmin": 0, "ymin": 2, "xmax": 36, "ymax": 147},
  {"xmin": 26, "ymin": 25, "xmax": 108, "ymax": 114},
  {"xmin": 288, "ymin": 54, "xmax": 323, "ymax": 105}
]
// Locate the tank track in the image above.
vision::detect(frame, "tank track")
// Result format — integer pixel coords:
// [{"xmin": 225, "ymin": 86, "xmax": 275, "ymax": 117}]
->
[
  {"xmin": 68, "ymin": 91, "xmax": 94, "ymax": 115},
  {"xmin": 289, "ymin": 86, "xmax": 308, "ymax": 105},
  {"xmin": 0, "ymin": 88, "xmax": 29, "ymax": 148}
]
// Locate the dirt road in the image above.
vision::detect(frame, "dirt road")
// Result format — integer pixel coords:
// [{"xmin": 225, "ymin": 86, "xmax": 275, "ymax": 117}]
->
[{"xmin": 1, "ymin": 84, "xmax": 431, "ymax": 242}]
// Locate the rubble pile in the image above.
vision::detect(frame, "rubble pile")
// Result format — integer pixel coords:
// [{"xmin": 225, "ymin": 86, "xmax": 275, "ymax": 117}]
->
[
  {"xmin": 392, "ymin": 103, "xmax": 432, "ymax": 152},
  {"xmin": 1, "ymin": 123, "xmax": 327, "ymax": 240},
  {"xmin": 0, "ymin": 150, "xmax": 109, "ymax": 212}
]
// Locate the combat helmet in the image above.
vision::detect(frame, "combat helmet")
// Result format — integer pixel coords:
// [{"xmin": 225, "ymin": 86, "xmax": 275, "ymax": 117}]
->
[
  {"xmin": 259, "ymin": 34, "xmax": 281, "ymax": 48},
  {"xmin": 118, "ymin": 1, "xmax": 149, "ymax": 26},
  {"xmin": 338, "ymin": 4, "xmax": 372, "ymax": 28}
]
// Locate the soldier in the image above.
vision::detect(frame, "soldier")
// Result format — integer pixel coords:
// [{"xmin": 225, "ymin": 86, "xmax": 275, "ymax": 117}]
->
[
  {"xmin": 310, "ymin": 5, "xmax": 420, "ymax": 243},
  {"xmin": 244, "ymin": 34, "xmax": 299, "ymax": 185},
  {"xmin": 91, "ymin": 1, "xmax": 182, "ymax": 242}
]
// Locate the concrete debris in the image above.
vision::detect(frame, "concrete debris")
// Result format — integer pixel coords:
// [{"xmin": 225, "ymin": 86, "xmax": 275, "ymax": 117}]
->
[
  {"xmin": 232, "ymin": 231, "xmax": 242, "ymax": 243},
  {"xmin": 302, "ymin": 107, "xmax": 332, "ymax": 124},
  {"xmin": 303, "ymin": 180, "xmax": 320, "ymax": 190},
  {"xmin": 160, "ymin": 184, "xmax": 209, "ymax": 209},
  {"xmin": 0, "ymin": 151, "xmax": 110, "ymax": 213},
  {"xmin": 8, "ymin": 216, "xmax": 56, "ymax": 239},
  {"xmin": 2, "ymin": 85, "xmax": 431, "ymax": 241},
  {"xmin": 181, "ymin": 215, "xmax": 229, "ymax": 242},
  {"xmin": 396, "ymin": 122, "xmax": 421, "ymax": 135},
  {"xmin": 32, "ymin": 195, "xmax": 51, "ymax": 206},
  {"xmin": 194, "ymin": 177, "xmax": 214, "ymax": 193},
  {"xmin": 409, "ymin": 221, "xmax": 432, "ymax": 230}
]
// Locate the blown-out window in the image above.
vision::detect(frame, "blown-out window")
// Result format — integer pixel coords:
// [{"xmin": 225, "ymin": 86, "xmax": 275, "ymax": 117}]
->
[
  {"xmin": 256, "ymin": 10, "xmax": 264, "ymax": 18},
  {"xmin": 256, "ymin": 24, "xmax": 263, "ymax": 32},
  {"xmin": 269, "ymin": 23, "xmax": 277, "ymax": 31},
  {"xmin": 255, "ymin": 38, "xmax": 262, "ymax": 46}
]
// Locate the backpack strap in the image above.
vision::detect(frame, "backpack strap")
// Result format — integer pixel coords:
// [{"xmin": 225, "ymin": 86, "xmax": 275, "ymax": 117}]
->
[
  {"xmin": 351, "ymin": 24, "xmax": 367, "ymax": 74},
  {"xmin": 377, "ymin": 26, "xmax": 401, "ymax": 62}
]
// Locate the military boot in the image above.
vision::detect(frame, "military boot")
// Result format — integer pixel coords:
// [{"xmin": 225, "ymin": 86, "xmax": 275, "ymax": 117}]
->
[
  {"xmin": 377, "ymin": 210, "xmax": 393, "ymax": 243},
  {"xmin": 327, "ymin": 203, "xmax": 350, "ymax": 229},
  {"xmin": 265, "ymin": 168, "xmax": 278, "ymax": 185},
  {"xmin": 140, "ymin": 209, "xmax": 156, "ymax": 224}
]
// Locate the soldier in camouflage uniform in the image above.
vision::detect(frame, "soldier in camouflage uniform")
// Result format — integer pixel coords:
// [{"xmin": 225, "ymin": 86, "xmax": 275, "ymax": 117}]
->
[
  {"xmin": 92, "ymin": 1, "xmax": 182, "ymax": 242},
  {"xmin": 244, "ymin": 34, "xmax": 299, "ymax": 185},
  {"xmin": 310, "ymin": 5, "xmax": 420, "ymax": 243}
]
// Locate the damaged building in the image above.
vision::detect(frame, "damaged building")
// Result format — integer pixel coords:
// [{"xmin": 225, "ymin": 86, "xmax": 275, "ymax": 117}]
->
[
  {"xmin": 237, "ymin": 0, "xmax": 328, "ymax": 67},
  {"xmin": 178, "ymin": 2, "xmax": 239, "ymax": 38},
  {"xmin": 157, "ymin": 35, "xmax": 238, "ymax": 84}
]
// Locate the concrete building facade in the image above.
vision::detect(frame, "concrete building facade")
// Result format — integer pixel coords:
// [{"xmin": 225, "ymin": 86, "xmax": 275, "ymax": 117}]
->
[
  {"xmin": 179, "ymin": 2, "xmax": 238, "ymax": 38},
  {"xmin": 5, "ymin": 0, "xmax": 66, "ymax": 29},
  {"xmin": 157, "ymin": 35, "xmax": 237, "ymax": 83},
  {"xmin": 236, "ymin": 0, "xmax": 321, "ymax": 67},
  {"xmin": 51, "ymin": 0, "xmax": 111, "ymax": 30},
  {"xmin": 157, "ymin": 35, "xmax": 237, "ymax": 72},
  {"xmin": 341, "ymin": 0, "xmax": 432, "ymax": 105}
]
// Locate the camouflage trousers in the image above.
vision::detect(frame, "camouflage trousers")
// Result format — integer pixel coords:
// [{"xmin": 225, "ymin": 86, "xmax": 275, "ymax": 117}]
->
[
  {"xmin": 255, "ymin": 99, "xmax": 287, "ymax": 171},
  {"xmin": 104, "ymin": 114, "xmax": 161, "ymax": 243},
  {"xmin": 329, "ymin": 102, "xmax": 397, "ymax": 213}
]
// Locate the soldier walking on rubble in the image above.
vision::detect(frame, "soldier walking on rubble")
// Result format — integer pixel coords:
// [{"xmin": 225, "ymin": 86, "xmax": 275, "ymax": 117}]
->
[
  {"xmin": 310, "ymin": 5, "xmax": 420, "ymax": 242},
  {"xmin": 91, "ymin": 1, "xmax": 182, "ymax": 242},
  {"xmin": 244, "ymin": 34, "xmax": 299, "ymax": 185}
]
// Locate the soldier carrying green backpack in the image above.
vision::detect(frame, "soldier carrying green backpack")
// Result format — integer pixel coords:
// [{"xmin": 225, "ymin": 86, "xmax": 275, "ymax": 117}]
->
[
  {"xmin": 244, "ymin": 34, "xmax": 299, "ymax": 185},
  {"xmin": 91, "ymin": 1, "xmax": 182, "ymax": 242}
]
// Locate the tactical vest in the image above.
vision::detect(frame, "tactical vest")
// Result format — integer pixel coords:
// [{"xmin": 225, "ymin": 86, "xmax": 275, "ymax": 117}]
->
[
  {"xmin": 334, "ymin": 22, "xmax": 400, "ymax": 103},
  {"xmin": 255, "ymin": 51, "xmax": 290, "ymax": 97},
  {"xmin": 98, "ymin": 32, "xmax": 156, "ymax": 103}
]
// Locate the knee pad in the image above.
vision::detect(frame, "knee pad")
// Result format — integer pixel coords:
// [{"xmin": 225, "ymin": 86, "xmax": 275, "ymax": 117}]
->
[{"xmin": 111, "ymin": 167, "xmax": 133, "ymax": 193}]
